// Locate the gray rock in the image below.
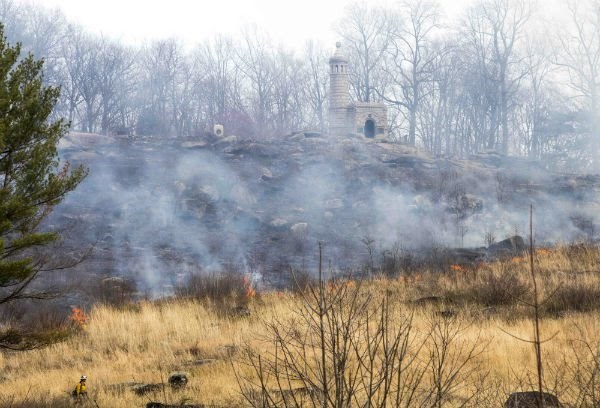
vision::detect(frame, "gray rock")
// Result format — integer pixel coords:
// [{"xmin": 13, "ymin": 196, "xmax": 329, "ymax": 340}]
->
[
  {"xmin": 185, "ymin": 358, "xmax": 218, "ymax": 367},
  {"xmin": 269, "ymin": 217, "xmax": 289, "ymax": 228},
  {"xmin": 489, "ymin": 236, "xmax": 526, "ymax": 254},
  {"xmin": 304, "ymin": 131, "xmax": 322, "ymax": 138},
  {"xmin": 260, "ymin": 167, "xmax": 273, "ymax": 180},
  {"xmin": 291, "ymin": 222, "xmax": 308, "ymax": 236},
  {"xmin": 504, "ymin": 391, "xmax": 562, "ymax": 408},
  {"xmin": 133, "ymin": 383, "xmax": 163, "ymax": 395},
  {"xmin": 215, "ymin": 135, "xmax": 238, "ymax": 146},
  {"xmin": 181, "ymin": 141, "xmax": 208, "ymax": 149},
  {"xmin": 168, "ymin": 372, "xmax": 189, "ymax": 389},
  {"xmin": 445, "ymin": 248, "xmax": 487, "ymax": 263}
]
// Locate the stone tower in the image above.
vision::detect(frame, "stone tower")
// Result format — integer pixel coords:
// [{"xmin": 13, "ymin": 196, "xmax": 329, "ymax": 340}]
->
[
  {"xmin": 328, "ymin": 42, "xmax": 350, "ymax": 135},
  {"xmin": 328, "ymin": 42, "xmax": 388, "ymax": 139}
]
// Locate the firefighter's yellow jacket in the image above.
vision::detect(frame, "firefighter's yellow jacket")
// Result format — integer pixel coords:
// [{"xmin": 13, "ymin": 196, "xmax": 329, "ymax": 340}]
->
[{"xmin": 75, "ymin": 382, "xmax": 87, "ymax": 396}]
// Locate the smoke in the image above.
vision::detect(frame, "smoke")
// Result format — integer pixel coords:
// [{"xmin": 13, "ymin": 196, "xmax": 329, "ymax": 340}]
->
[{"xmin": 52, "ymin": 134, "xmax": 600, "ymax": 293}]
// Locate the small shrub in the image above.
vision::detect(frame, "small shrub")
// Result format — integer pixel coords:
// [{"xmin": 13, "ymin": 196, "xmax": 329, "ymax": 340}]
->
[
  {"xmin": 174, "ymin": 271, "xmax": 258, "ymax": 317},
  {"xmin": 543, "ymin": 283, "xmax": 600, "ymax": 315},
  {"xmin": 472, "ymin": 270, "xmax": 530, "ymax": 306},
  {"xmin": 82, "ymin": 275, "xmax": 138, "ymax": 306},
  {"xmin": 444, "ymin": 268, "xmax": 530, "ymax": 307},
  {"xmin": 288, "ymin": 269, "xmax": 316, "ymax": 293}
]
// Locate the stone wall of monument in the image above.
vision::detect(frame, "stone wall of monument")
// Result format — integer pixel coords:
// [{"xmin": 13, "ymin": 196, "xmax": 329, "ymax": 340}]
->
[{"xmin": 350, "ymin": 103, "xmax": 388, "ymax": 138}]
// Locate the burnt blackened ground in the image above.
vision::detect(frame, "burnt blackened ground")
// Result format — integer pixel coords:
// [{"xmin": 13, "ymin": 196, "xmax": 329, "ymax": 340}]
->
[{"xmin": 46, "ymin": 133, "xmax": 600, "ymax": 293}]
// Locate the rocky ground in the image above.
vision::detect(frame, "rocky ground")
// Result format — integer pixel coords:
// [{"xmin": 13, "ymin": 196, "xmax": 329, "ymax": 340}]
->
[{"xmin": 50, "ymin": 131, "xmax": 600, "ymax": 292}]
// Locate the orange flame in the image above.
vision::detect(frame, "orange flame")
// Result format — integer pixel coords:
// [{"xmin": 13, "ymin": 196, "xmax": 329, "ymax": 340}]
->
[
  {"xmin": 450, "ymin": 264, "xmax": 466, "ymax": 272},
  {"xmin": 246, "ymin": 286, "xmax": 256, "ymax": 299},
  {"xmin": 243, "ymin": 275, "xmax": 256, "ymax": 299},
  {"xmin": 70, "ymin": 307, "xmax": 89, "ymax": 327}
]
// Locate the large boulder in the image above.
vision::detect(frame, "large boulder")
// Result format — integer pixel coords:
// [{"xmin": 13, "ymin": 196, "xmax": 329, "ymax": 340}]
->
[
  {"xmin": 488, "ymin": 236, "xmax": 526, "ymax": 255},
  {"xmin": 132, "ymin": 383, "xmax": 163, "ymax": 395},
  {"xmin": 504, "ymin": 391, "xmax": 562, "ymax": 408},
  {"xmin": 291, "ymin": 222, "xmax": 308, "ymax": 237},
  {"xmin": 168, "ymin": 372, "xmax": 189, "ymax": 389}
]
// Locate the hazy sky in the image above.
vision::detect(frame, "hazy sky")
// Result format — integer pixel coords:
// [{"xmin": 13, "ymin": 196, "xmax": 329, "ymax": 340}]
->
[{"xmin": 15, "ymin": 0, "xmax": 474, "ymax": 49}]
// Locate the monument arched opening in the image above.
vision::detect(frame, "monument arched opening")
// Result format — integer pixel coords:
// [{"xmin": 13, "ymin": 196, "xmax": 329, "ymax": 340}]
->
[{"xmin": 364, "ymin": 119, "xmax": 375, "ymax": 138}]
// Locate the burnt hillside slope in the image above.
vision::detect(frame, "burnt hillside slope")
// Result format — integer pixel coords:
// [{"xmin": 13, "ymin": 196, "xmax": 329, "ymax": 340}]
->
[{"xmin": 50, "ymin": 132, "xmax": 600, "ymax": 291}]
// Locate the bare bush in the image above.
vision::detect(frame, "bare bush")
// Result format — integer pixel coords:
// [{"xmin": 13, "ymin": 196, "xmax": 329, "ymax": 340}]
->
[
  {"xmin": 543, "ymin": 282, "xmax": 600, "ymax": 315},
  {"xmin": 235, "ymin": 244, "xmax": 485, "ymax": 407},
  {"xmin": 442, "ymin": 267, "xmax": 530, "ymax": 307},
  {"xmin": 83, "ymin": 275, "xmax": 138, "ymax": 306},
  {"xmin": 426, "ymin": 315, "xmax": 488, "ymax": 407}
]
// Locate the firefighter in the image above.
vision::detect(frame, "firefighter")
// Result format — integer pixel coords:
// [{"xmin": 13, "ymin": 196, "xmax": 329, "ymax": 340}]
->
[{"xmin": 72, "ymin": 375, "xmax": 87, "ymax": 404}]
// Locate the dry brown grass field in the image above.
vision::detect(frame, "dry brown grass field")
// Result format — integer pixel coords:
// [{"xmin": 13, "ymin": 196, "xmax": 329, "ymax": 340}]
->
[{"xmin": 2, "ymin": 245, "xmax": 600, "ymax": 407}]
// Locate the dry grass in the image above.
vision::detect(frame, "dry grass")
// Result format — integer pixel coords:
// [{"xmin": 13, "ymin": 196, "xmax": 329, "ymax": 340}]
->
[{"xmin": 2, "ymin": 245, "xmax": 600, "ymax": 407}]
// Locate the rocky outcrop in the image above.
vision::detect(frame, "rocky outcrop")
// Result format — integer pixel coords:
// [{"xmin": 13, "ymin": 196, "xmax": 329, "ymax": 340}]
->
[
  {"xmin": 168, "ymin": 372, "xmax": 189, "ymax": 389},
  {"xmin": 488, "ymin": 236, "xmax": 527, "ymax": 255},
  {"xmin": 504, "ymin": 391, "xmax": 562, "ymax": 408},
  {"xmin": 55, "ymin": 133, "xmax": 600, "ymax": 289},
  {"xmin": 132, "ymin": 383, "xmax": 163, "ymax": 395}
]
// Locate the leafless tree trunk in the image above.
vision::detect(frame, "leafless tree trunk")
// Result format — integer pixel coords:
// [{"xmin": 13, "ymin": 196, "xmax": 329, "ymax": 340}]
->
[
  {"xmin": 337, "ymin": 2, "xmax": 394, "ymax": 103},
  {"xmin": 381, "ymin": 0, "xmax": 441, "ymax": 146},
  {"xmin": 554, "ymin": 0, "xmax": 600, "ymax": 164},
  {"xmin": 461, "ymin": 0, "xmax": 531, "ymax": 153}
]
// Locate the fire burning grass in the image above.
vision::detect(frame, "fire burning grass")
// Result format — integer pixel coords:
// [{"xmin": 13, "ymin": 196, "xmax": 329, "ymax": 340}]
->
[
  {"xmin": 70, "ymin": 307, "xmax": 89, "ymax": 328},
  {"xmin": 2, "ymin": 244, "xmax": 600, "ymax": 407}
]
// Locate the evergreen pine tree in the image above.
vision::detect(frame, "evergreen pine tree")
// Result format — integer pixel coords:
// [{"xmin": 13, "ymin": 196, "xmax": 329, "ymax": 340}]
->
[{"xmin": 0, "ymin": 24, "xmax": 87, "ymax": 347}]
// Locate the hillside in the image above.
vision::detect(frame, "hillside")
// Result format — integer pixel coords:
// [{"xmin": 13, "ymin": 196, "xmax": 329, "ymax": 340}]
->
[{"xmin": 52, "ymin": 132, "xmax": 600, "ymax": 293}]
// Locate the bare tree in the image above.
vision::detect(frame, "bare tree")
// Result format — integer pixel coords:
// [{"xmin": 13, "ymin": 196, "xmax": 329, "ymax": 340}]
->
[
  {"xmin": 461, "ymin": 0, "xmax": 531, "ymax": 153},
  {"xmin": 96, "ymin": 38, "xmax": 136, "ymax": 134},
  {"xmin": 237, "ymin": 26, "xmax": 276, "ymax": 137},
  {"xmin": 382, "ymin": 0, "xmax": 442, "ymax": 146},
  {"xmin": 78, "ymin": 36, "xmax": 102, "ymax": 133},
  {"xmin": 337, "ymin": 2, "xmax": 394, "ymax": 103},
  {"xmin": 138, "ymin": 39, "xmax": 185, "ymax": 136},
  {"xmin": 271, "ymin": 47, "xmax": 306, "ymax": 135},
  {"xmin": 515, "ymin": 36, "xmax": 555, "ymax": 158},
  {"xmin": 193, "ymin": 35, "xmax": 241, "ymax": 133},
  {"xmin": 56, "ymin": 24, "xmax": 86, "ymax": 125},
  {"xmin": 0, "ymin": 0, "xmax": 24, "ymax": 44},
  {"xmin": 19, "ymin": 4, "xmax": 66, "ymax": 66},
  {"xmin": 303, "ymin": 41, "xmax": 329, "ymax": 132},
  {"xmin": 554, "ymin": 0, "xmax": 600, "ymax": 163}
]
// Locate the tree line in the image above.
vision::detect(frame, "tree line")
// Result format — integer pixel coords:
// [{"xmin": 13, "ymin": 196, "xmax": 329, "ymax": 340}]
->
[{"xmin": 1, "ymin": 0, "xmax": 598, "ymax": 169}]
